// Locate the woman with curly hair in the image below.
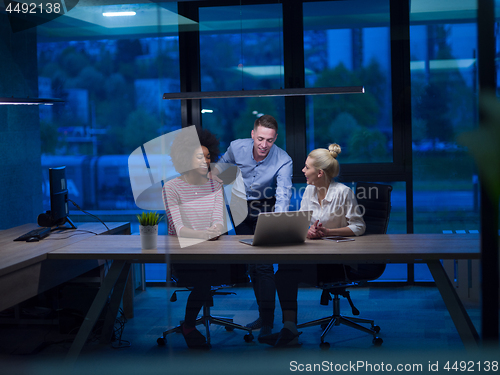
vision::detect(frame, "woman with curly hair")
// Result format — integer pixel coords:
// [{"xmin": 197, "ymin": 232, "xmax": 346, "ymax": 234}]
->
[
  {"xmin": 162, "ymin": 126, "xmax": 225, "ymax": 349},
  {"xmin": 165, "ymin": 126, "xmax": 223, "ymax": 241}
]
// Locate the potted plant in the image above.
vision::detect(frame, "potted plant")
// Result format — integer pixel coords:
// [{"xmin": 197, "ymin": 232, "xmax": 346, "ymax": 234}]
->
[{"xmin": 137, "ymin": 211, "xmax": 163, "ymax": 250}]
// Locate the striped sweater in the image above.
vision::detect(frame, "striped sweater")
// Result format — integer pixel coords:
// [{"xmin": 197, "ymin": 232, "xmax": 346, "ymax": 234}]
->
[{"xmin": 162, "ymin": 177, "xmax": 224, "ymax": 236}]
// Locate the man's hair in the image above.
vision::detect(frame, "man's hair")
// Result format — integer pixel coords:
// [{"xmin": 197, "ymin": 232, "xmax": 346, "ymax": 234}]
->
[{"xmin": 254, "ymin": 114, "xmax": 278, "ymax": 132}]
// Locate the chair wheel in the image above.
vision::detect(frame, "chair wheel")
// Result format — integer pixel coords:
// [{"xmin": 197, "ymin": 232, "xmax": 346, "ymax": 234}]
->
[
  {"xmin": 320, "ymin": 342, "xmax": 330, "ymax": 350},
  {"xmin": 244, "ymin": 333, "xmax": 254, "ymax": 342},
  {"xmin": 373, "ymin": 325, "xmax": 381, "ymax": 333},
  {"xmin": 225, "ymin": 326, "xmax": 234, "ymax": 331},
  {"xmin": 157, "ymin": 337, "xmax": 166, "ymax": 346},
  {"xmin": 373, "ymin": 337, "xmax": 383, "ymax": 346}
]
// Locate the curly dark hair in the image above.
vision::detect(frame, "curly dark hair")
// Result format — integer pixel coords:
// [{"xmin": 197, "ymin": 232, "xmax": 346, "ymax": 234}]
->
[
  {"xmin": 170, "ymin": 126, "xmax": 220, "ymax": 173},
  {"xmin": 197, "ymin": 126, "xmax": 220, "ymax": 162}
]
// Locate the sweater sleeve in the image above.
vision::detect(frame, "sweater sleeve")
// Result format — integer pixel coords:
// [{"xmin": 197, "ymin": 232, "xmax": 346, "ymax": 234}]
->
[
  {"xmin": 211, "ymin": 181, "xmax": 225, "ymax": 227},
  {"xmin": 162, "ymin": 181, "xmax": 185, "ymax": 235}
]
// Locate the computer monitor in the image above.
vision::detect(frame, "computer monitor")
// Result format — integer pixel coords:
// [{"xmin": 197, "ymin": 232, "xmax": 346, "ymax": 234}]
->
[{"xmin": 45, "ymin": 166, "xmax": 76, "ymax": 229}]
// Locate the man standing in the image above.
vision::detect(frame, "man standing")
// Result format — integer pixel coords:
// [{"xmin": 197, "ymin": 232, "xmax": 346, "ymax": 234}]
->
[{"xmin": 212, "ymin": 114, "xmax": 293, "ymax": 339}]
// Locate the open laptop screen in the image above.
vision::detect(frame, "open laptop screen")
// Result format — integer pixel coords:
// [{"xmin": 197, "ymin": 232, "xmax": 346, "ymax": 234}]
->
[{"xmin": 239, "ymin": 211, "xmax": 312, "ymax": 246}]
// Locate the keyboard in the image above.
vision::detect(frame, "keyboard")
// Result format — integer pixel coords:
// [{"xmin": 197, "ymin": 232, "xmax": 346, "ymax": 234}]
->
[{"xmin": 13, "ymin": 227, "xmax": 51, "ymax": 242}]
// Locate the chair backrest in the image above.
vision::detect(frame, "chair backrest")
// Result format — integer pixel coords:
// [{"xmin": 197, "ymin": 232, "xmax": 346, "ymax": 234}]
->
[
  {"xmin": 318, "ymin": 183, "xmax": 393, "ymax": 286},
  {"xmin": 341, "ymin": 182, "xmax": 392, "ymax": 283},
  {"xmin": 355, "ymin": 182, "xmax": 393, "ymax": 235}
]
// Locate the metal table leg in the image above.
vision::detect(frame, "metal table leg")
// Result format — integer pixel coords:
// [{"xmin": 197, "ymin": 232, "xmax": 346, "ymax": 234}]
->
[
  {"xmin": 427, "ymin": 260, "xmax": 480, "ymax": 349},
  {"xmin": 65, "ymin": 260, "xmax": 131, "ymax": 361}
]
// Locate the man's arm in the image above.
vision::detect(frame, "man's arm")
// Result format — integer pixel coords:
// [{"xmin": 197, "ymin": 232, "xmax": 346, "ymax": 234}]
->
[
  {"xmin": 274, "ymin": 157, "xmax": 293, "ymax": 212},
  {"xmin": 208, "ymin": 143, "xmax": 236, "ymax": 183},
  {"xmin": 213, "ymin": 143, "xmax": 235, "ymax": 175}
]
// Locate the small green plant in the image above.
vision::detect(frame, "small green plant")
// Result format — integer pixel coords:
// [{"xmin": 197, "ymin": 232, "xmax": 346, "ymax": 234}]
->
[{"xmin": 137, "ymin": 211, "xmax": 163, "ymax": 226}]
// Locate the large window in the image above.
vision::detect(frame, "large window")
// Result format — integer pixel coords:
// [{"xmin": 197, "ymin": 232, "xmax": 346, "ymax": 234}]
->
[
  {"xmin": 30, "ymin": 0, "xmax": 484, "ymax": 283},
  {"xmin": 199, "ymin": 4, "xmax": 286, "ymax": 152},
  {"xmin": 303, "ymin": 0, "xmax": 392, "ymax": 163},
  {"xmin": 37, "ymin": 2, "xmax": 181, "ymax": 213},
  {"xmin": 410, "ymin": 2, "xmax": 479, "ymax": 234}
]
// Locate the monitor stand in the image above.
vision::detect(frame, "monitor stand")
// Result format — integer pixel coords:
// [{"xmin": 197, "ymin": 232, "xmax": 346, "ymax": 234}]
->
[{"xmin": 55, "ymin": 217, "xmax": 77, "ymax": 230}]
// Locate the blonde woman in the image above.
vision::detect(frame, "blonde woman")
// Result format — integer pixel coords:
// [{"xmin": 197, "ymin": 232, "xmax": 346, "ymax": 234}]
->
[
  {"xmin": 260, "ymin": 144, "xmax": 367, "ymax": 347},
  {"xmin": 300, "ymin": 143, "xmax": 365, "ymax": 239}
]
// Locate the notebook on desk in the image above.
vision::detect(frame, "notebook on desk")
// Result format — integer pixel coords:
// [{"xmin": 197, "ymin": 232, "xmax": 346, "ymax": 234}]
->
[{"xmin": 239, "ymin": 211, "xmax": 312, "ymax": 246}]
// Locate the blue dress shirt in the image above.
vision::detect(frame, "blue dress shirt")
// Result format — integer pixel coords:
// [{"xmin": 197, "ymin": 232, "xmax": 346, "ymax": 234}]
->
[{"xmin": 216, "ymin": 138, "xmax": 293, "ymax": 212}]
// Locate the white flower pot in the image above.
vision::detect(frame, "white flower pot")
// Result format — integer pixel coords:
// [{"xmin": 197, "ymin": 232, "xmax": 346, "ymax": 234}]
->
[{"xmin": 139, "ymin": 224, "xmax": 158, "ymax": 250}]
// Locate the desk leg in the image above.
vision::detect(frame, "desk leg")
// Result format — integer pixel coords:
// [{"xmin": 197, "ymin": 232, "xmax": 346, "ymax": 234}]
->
[
  {"xmin": 100, "ymin": 261, "xmax": 132, "ymax": 344},
  {"xmin": 66, "ymin": 260, "xmax": 130, "ymax": 361},
  {"xmin": 427, "ymin": 260, "xmax": 480, "ymax": 349}
]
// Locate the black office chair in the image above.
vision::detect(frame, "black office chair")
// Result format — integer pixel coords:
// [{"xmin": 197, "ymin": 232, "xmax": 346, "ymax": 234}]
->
[
  {"xmin": 157, "ymin": 264, "xmax": 254, "ymax": 347},
  {"xmin": 296, "ymin": 182, "xmax": 393, "ymax": 349}
]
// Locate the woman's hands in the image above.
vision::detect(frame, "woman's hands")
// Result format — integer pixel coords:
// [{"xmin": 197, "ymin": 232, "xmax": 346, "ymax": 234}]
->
[
  {"xmin": 179, "ymin": 224, "xmax": 223, "ymax": 241},
  {"xmin": 204, "ymin": 224, "xmax": 222, "ymax": 241},
  {"xmin": 306, "ymin": 220, "xmax": 356, "ymax": 239},
  {"xmin": 307, "ymin": 220, "xmax": 329, "ymax": 239}
]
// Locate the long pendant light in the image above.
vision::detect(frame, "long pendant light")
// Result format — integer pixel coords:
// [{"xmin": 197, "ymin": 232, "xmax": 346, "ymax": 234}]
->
[{"xmin": 163, "ymin": 86, "xmax": 364, "ymax": 100}]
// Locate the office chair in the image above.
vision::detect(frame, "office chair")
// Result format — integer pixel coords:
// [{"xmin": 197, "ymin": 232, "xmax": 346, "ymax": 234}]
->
[
  {"xmin": 296, "ymin": 182, "xmax": 393, "ymax": 349},
  {"xmin": 157, "ymin": 264, "xmax": 254, "ymax": 347}
]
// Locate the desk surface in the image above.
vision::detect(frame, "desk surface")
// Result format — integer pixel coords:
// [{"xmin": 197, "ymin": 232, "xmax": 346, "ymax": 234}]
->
[
  {"xmin": 48, "ymin": 233, "xmax": 481, "ymax": 264},
  {"xmin": 0, "ymin": 222, "xmax": 130, "ymax": 277}
]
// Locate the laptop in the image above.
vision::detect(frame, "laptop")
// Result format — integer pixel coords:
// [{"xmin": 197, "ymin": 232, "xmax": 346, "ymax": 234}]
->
[{"xmin": 239, "ymin": 211, "xmax": 313, "ymax": 246}]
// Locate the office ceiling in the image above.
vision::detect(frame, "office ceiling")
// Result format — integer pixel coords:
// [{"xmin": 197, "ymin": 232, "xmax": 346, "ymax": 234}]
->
[{"xmin": 0, "ymin": 0, "xmax": 491, "ymax": 41}]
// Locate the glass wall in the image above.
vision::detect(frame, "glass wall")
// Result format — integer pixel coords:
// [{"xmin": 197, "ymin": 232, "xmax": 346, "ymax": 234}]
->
[
  {"xmin": 303, "ymin": 0, "xmax": 392, "ymax": 163},
  {"xmin": 199, "ymin": 4, "xmax": 286, "ymax": 153},
  {"xmin": 37, "ymin": 2, "xmax": 181, "ymax": 214},
  {"xmin": 303, "ymin": 0, "xmax": 402, "ymax": 281},
  {"xmin": 30, "ymin": 0, "xmax": 484, "ymax": 283},
  {"xmin": 410, "ymin": 2, "xmax": 479, "ymax": 234}
]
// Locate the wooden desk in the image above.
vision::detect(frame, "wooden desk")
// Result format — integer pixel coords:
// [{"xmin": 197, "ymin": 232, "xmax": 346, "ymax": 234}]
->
[
  {"xmin": 50, "ymin": 233, "xmax": 480, "ymax": 264},
  {"xmin": 0, "ymin": 222, "xmax": 130, "ymax": 313},
  {"xmin": 49, "ymin": 233, "xmax": 481, "ymax": 359}
]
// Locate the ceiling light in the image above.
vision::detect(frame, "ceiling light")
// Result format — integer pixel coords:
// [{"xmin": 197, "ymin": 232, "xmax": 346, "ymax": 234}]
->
[
  {"xmin": 103, "ymin": 11, "xmax": 136, "ymax": 17},
  {"xmin": 163, "ymin": 87, "xmax": 364, "ymax": 100},
  {"xmin": 0, "ymin": 97, "xmax": 64, "ymax": 105}
]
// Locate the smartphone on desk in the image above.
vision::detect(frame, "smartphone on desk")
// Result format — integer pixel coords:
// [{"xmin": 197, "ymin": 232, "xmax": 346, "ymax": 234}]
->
[{"xmin": 323, "ymin": 236, "xmax": 355, "ymax": 242}]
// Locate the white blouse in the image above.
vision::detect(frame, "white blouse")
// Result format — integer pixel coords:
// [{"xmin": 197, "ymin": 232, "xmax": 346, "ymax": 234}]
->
[{"xmin": 299, "ymin": 181, "xmax": 366, "ymax": 236}]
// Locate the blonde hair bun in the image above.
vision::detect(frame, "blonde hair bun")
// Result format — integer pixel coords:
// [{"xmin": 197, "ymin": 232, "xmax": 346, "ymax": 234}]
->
[
  {"xmin": 328, "ymin": 143, "xmax": 341, "ymax": 159},
  {"xmin": 308, "ymin": 144, "xmax": 341, "ymax": 179}
]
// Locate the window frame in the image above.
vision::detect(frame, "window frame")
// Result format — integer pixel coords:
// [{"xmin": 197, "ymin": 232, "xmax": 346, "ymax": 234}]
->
[{"xmin": 178, "ymin": 0, "xmax": 414, "ymax": 234}]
